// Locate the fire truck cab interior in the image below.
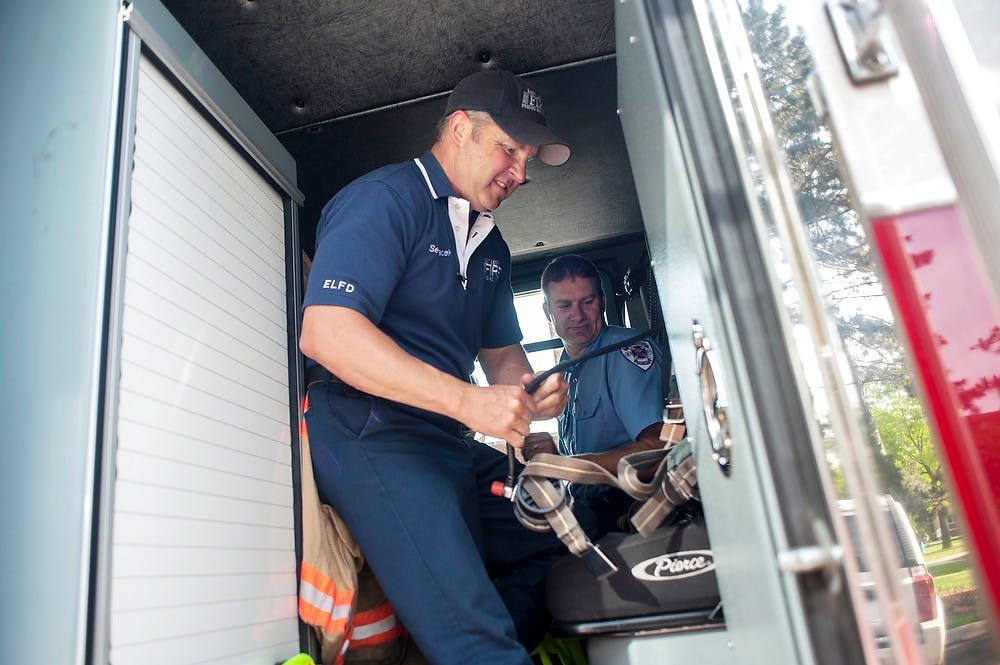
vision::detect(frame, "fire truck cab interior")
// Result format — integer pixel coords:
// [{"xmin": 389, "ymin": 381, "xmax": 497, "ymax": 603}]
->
[
  {"xmin": 150, "ymin": 1, "xmax": 823, "ymax": 658},
  {"xmin": 6, "ymin": 1, "xmax": 999, "ymax": 664},
  {"xmin": 156, "ymin": 0, "xmax": 873, "ymax": 660}
]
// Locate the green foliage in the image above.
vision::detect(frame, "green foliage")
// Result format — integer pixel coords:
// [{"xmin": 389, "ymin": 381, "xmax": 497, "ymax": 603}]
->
[
  {"xmin": 941, "ymin": 590, "xmax": 983, "ymax": 630},
  {"xmin": 741, "ymin": 1, "xmax": 944, "ymax": 526},
  {"xmin": 741, "ymin": 1, "xmax": 856, "ymax": 261},
  {"xmin": 867, "ymin": 387, "xmax": 950, "ymax": 537},
  {"xmin": 929, "ymin": 559, "xmax": 972, "ymax": 583},
  {"xmin": 739, "ymin": 0, "xmax": 984, "ymax": 630}
]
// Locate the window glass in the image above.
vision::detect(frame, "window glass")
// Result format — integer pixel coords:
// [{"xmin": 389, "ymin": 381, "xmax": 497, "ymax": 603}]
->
[
  {"xmin": 472, "ymin": 290, "xmax": 563, "ymax": 444},
  {"xmin": 733, "ymin": 1, "xmax": 993, "ymax": 657}
]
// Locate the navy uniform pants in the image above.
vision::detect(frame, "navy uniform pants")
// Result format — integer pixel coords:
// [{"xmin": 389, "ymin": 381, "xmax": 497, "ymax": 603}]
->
[{"xmin": 305, "ymin": 381, "xmax": 565, "ymax": 665}]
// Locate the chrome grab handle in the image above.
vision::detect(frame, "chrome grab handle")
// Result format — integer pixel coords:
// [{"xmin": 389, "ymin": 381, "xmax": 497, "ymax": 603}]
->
[{"xmin": 693, "ymin": 322, "xmax": 733, "ymax": 476}]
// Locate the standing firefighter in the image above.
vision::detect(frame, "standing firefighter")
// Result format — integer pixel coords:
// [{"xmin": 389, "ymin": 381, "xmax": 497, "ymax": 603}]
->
[{"xmin": 299, "ymin": 70, "xmax": 571, "ymax": 664}]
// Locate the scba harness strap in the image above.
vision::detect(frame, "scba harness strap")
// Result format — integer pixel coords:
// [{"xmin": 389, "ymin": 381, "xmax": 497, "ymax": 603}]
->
[
  {"xmin": 514, "ymin": 438, "xmax": 698, "ymax": 578},
  {"xmin": 506, "ymin": 327, "xmax": 697, "ymax": 577}
]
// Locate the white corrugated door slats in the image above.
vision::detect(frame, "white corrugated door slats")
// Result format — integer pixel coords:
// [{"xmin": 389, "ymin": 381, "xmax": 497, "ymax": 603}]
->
[{"xmin": 110, "ymin": 55, "xmax": 298, "ymax": 665}]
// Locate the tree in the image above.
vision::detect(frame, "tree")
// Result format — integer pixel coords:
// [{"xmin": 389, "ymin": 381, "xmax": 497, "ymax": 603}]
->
[
  {"xmin": 868, "ymin": 389, "xmax": 952, "ymax": 545},
  {"xmin": 740, "ymin": 2, "xmax": 959, "ymax": 536},
  {"xmin": 740, "ymin": 0, "xmax": 907, "ymax": 389}
]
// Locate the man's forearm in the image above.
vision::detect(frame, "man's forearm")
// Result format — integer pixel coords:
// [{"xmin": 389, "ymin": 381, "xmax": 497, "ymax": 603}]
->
[
  {"xmin": 576, "ymin": 422, "xmax": 669, "ymax": 474},
  {"xmin": 479, "ymin": 344, "xmax": 569, "ymax": 420},
  {"xmin": 478, "ymin": 343, "xmax": 533, "ymax": 386},
  {"xmin": 300, "ymin": 305, "xmax": 471, "ymax": 418},
  {"xmin": 523, "ymin": 423, "xmax": 669, "ymax": 473},
  {"xmin": 300, "ymin": 305, "xmax": 542, "ymax": 445}
]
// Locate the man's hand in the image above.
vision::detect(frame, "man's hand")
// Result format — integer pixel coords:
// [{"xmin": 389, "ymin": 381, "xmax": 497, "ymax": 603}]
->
[
  {"xmin": 523, "ymin": 371, "xmax": 569, "ymax": 420},
  {"xmin": 522, "ymin": 432, "xmax": 558, "ymax": 461},
  {"xmin": 454, "ymin": 383, "xmax": 538, "ymax": 449}
]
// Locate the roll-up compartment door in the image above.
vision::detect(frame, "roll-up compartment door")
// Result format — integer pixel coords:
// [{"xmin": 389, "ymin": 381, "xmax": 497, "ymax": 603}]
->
[{"xmin": 109, "ymin": 54, "xmax": 298, "ymax": 664}]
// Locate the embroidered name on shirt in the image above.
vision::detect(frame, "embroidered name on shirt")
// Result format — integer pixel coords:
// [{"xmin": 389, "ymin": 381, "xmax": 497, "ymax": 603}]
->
[
  {"xmin": 483, "ymin": 258, "xmax": 502, "ymax": 282},
  {"xmin": 429, "ymin": 243, "xmax": 452, "ymax": 257},
  {"xmin": 322, "ymin": 279, "xmax": 356, "ymax": 293}
]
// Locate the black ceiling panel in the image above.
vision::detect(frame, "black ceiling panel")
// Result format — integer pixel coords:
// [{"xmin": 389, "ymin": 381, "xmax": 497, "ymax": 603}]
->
[
  {"xmin": 281, "ymin": 59, "xmax": 643, "ymax": 259},
  {"xmin": 158, "ymin": 1, "xmax": 642, "ymax": 263},
  {"xmin": 159, "ymin": 0, "xmax": 616, "ymax": 133}
]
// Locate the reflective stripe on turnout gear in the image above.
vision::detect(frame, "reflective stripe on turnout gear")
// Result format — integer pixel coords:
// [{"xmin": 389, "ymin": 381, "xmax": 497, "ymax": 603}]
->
[
  {"xmin": 347, "ymin": 602, "xmax": 404, "ymax": 648},
  {"xmin": 299, "ymin": 560, "xmax": 355, "ymax": 633}
]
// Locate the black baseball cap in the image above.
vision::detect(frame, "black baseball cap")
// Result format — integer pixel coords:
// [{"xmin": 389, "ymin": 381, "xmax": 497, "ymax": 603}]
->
[{"xmin": 444, "ymin": 70, "xmax": 571, "ymax": 166}]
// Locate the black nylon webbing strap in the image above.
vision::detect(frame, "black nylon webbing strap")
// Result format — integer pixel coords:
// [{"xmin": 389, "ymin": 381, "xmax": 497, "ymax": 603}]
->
[{"xmin": 523, "ymin": 327, "xmax": 661, "ymax": 394}]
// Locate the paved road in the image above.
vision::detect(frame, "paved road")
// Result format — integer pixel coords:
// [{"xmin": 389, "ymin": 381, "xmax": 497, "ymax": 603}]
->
[{"xmin": 946, "ymin": 621, "xmax": 999, "ymax": 665}]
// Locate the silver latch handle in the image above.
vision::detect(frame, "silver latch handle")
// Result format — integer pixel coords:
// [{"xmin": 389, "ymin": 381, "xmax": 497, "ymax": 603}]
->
[
  {"xmin": 776, "ymin": 518, "xmax": 844, "ymax": 593},
  {"xmin": 777, "ymin": 544, "xmax": 844, "ymax": 574}
]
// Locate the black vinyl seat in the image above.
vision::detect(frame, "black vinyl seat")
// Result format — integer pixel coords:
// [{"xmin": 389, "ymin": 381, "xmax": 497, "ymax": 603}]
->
[{"xmin": 545, "ymin": 513, "xmax": 725, "ymax": 638}]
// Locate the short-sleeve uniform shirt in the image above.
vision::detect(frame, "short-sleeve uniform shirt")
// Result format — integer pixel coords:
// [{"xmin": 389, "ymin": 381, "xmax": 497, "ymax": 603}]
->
[
  {"xmin": 303, "ymin": 151, "xmax": 522, "ymax": 383},
  {"xmin": 557, "ymin": 325, "xmax": 663, "ymax": 456}
]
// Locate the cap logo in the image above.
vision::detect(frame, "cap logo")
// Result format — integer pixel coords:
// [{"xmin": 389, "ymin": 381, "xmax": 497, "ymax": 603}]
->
[{"xmin": 521, "ymin": 89, "xmax": 544, "ymax": 115}]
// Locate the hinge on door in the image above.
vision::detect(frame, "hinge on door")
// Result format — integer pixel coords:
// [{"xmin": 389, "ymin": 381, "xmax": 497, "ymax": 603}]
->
[
  {"xmin": 825, "ymin": 0, "xmax": 899, "ymax": 84},
  {"xmin": 120, "ymin": 1, "xmax": 134, "ymax": 22}
]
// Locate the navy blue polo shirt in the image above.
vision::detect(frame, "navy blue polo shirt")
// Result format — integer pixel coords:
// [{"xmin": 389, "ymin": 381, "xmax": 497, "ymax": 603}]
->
[{"xmin": 303, "ymin": 151, "xmax": 522, "ymax": 382}]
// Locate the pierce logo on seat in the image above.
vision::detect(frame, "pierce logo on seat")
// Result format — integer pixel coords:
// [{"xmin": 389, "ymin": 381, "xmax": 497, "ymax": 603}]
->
[{"xmin": 631, "ymin": 549, "xmax": 715, "ymax": 581}]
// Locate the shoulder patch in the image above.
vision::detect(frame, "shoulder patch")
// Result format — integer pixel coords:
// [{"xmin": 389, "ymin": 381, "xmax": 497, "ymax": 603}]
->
[{"xmin": 621, "ymin": 341, "xmax": 654, "ymax": 371}]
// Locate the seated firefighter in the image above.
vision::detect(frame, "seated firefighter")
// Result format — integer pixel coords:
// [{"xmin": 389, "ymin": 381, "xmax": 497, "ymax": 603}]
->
[{"xmin": 524, "ymin": 254, "xmax": 686, "ymax": 539}]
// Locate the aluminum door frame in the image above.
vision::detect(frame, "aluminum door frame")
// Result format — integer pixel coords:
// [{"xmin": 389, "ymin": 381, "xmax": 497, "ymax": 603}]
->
[{"xmin": 616, "ymin": 0, "xmax": 869, "ymax": 662}]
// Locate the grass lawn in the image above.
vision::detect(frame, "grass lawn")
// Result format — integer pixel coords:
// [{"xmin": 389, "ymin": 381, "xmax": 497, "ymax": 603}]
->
[
  {"xmin": 923, "ymin": 537, "xmax": 984, "ymax": 629},
  {"xmin": 923, "ymin": 535, "xmax": 965, "ymax": 562},
  {"xmin": 930, "ymin": 560, "xmax": 974, "ymax": 595}
]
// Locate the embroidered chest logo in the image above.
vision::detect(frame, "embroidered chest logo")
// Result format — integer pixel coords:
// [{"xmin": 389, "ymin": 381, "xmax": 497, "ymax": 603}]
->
[
  {"xmin": 621, "ymin": 341, "xmax": 654, "ymax": 371},
  {"xmin": 483, "ymin": 258, "xmax": 502, "ymax": 283},
  {"xmin": 521, "ymin": 89, "xmax": 543, "ymax": 114}
]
